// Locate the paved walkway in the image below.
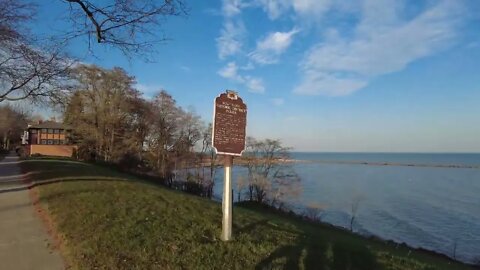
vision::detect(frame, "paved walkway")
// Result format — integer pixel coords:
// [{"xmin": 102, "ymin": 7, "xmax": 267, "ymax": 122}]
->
[{"xmin": 0, "ymin": 152, "xmax": 64, "ymax": 270}]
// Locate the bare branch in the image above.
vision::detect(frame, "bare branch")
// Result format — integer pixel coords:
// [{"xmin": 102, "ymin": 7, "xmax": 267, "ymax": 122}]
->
[
  {"xmin": 65, "ymin": 0, "xmax": 104, "ymax": 42},
  {"xmin": 0, "ymin": 43, "xmax": 72, "ymax": 103},
  {"xmin": 59, "ymin": 0, "xmax": 188, "ymax": 58}
]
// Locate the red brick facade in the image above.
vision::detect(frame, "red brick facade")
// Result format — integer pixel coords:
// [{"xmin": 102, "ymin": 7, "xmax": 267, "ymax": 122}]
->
[{"xmin": 27, "ymin": 145, "xmax": 76, "ymax": 157}]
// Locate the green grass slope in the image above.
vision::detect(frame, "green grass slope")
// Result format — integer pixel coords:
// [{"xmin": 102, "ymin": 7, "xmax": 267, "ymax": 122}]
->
[{"xmin": 20, "ymin": 159, "xmax": 472, "ymax": 270}]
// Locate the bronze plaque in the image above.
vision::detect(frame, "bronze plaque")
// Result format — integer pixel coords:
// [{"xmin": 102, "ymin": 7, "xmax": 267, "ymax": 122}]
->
[{"xmin": 212, "ymin": 91, "xmax": 247, "ymax": 156}]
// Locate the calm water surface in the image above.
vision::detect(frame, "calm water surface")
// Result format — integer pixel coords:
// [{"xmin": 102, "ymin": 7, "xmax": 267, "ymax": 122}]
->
[{"xmin": 213, "ymin": 153, "xmax": 480, "ymax": 263}]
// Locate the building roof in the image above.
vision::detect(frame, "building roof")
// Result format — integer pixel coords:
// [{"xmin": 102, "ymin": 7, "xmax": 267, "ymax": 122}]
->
[{"xmin": 28, "ymin": 121, "xmax": 67, "ymax": 129}]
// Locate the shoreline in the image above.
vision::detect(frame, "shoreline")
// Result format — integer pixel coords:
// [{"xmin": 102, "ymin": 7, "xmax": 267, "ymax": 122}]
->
[
  {"xmin": 285, "ymin": 159, "xmax": 480, "ymax": 169},
  {"xmin": 199, "ymin": 156, "xmax": 480, "ymax": 169}
]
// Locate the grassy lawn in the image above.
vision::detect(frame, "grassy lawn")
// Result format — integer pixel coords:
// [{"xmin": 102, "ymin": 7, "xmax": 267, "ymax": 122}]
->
[{"xmin": 21, "ymin": 159, "xmax": 472, "ymax": 270}]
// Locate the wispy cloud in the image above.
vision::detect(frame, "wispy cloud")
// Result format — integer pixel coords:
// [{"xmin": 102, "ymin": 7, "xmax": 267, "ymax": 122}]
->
[
  {"xmin": 295, "ymin": 0, "xmax": 466, "ymax": 96},
  {"xmin": 179, "ymin": 65, "xmax": 191, "ymax": 72},
  {"xmin": 244, "ymin": 76, "xmax": 265, "ymax": 93},
  {"xmin": 217, "ymin": 0, "xmax": 269, "ymax": 93},
  {"xmin": 135, "ymin": 83, "xmax": 164, "ymax": 98},
  {"xmin": 466, "ymin": 41, "xmax": 480, "ymax": 49},
  {"xmin": 255, "ymin": 0, "xmax": 345, "ymax": 20},
  {"xmin": 216, "ymin": 0, "xmax": 468, "ymax": 97},
  {"xmin": 291, "ymin": 0, "xmax": 334, "ymax": 17},
  {"xmin": 222, "ymin": 0, "xmax": 245, "ymax": 17},
  {"xmin": 249, "ymin": 28, "xmax": 300, "ymax": 64},
  {"xmin": 217, "ymin": 19, "xmax": 246, "ymax": 59},
  {"xmin": 218, "ymin": 62, "xmax": 242, "ymax": 81},
  {"xmin": 271, "ymin": 98, "xmax": 285, "ymax": 106},
  {"xmin": 255, "ymin": 0, "xmax": 291, "ymax": 20},
  {"xmin": 218, "ymin": 62, "xmax": 265, "ymax": 93}
]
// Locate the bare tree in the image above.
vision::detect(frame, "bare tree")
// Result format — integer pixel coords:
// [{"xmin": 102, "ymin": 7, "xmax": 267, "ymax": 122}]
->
[
  {"xmin": 0, "ymin": 0, "xmax": 71, "ymax": 103},
  {"xmin": 145, "ymin": 90, "xmax": 203, "ymax": 185},
  {"xmin": 147, "ymin": 90, "xmax": 180, "ymax": 179},
  {"xmin": 64, "ymin": 64, "xmax": 144, "ymax": 162},
  {"xmin": 452, "ymin": 238, "xmax": 458, "ymax": 260},
  {"xmin": 250, "ymin": 174, "xmax": 271, "ymax": 203},
  {"xmin": 196, "ymin": 123, "xmax": 216, "ymax": 198},
  {"xmin": 349, "ymin": 195, "xmax": 364, "ymax": 232},
  {"xmin": 0, "ymin": 0, "xmax": 34, "ymax": 41},
  {"xmin": 0, "ymin": 44, "xmax": 71, "ymax": 103},
  {"xmin": 0, "ymin": 105, "xmax": 29, "ymax": 150},
  {"xmin": 1, "ymin": 0, "xmax": 189, "ymax": 103},
  {"xmin": 60, "ymin": 0, "xmax": 188, "ymax": 57},
  {"xmin": 474, "ymin": 257, "xmax": 480, "ymax": 267},
  {"xmin": 244, "ymin": 137, "xmax": 301, "ymax": 207},
  {"xmin": 304, "ymin": 203, "xmax": 326, "ymax": 222},
  {"xmin": 173, "ymin": 107, "xmax": 202, "ymax": 178},
  {"xmin": 236, "ymin": 175, "xmax": 248, "ymax": 202}
]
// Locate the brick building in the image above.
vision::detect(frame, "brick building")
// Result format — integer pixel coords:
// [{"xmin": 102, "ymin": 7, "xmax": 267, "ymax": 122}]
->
[{"xmin": 22, "ymin": 121, "xmax": 76, "ymax": 157}]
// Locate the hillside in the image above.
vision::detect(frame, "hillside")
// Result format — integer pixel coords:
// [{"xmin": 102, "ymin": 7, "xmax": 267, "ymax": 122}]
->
[{"xmin": 20, "ymin": 159, "xmax": 472, "ymax": 270}]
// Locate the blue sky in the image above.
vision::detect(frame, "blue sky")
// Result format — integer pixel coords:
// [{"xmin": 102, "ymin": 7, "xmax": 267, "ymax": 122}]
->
[{"xmin": 32, "ymin": 0, "xmax": 480, "ymax": 152}]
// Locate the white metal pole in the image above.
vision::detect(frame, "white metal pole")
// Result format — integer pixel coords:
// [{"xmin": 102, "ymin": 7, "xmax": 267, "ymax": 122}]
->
[{"xmin": 221, "ymin": 155, "xmax": 233, "ymax": 241}]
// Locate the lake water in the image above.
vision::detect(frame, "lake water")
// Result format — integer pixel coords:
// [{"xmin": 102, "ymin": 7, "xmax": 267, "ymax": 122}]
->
[{"xmin": 212, "ymin": 153, "xmax": 480, "ymax": 263}]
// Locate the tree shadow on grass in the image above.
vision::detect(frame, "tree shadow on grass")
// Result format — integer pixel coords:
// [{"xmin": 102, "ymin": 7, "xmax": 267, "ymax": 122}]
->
[
  {"xmin": 256, "ymin": 244, "xmax": 305, "ymax": 270},
  {"xmin": 237, "ymin": 219, "xmax": 303, "ymax": 236},
  {"xmin": 245, "ymin": 220, "xmax": 380, "ymax": 270},
  {"xmin": 330, "ymin": 240, "xmax": 379, "ymax": 270}
]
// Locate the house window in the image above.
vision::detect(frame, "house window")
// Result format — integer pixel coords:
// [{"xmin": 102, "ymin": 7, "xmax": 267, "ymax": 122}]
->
[
  {"xmin": 30, "ymin": 129, "xmax": 37, "ymax": 134},
  {"xmin": 59, "ymin": 140, "xmax": 65, "ymax": 145},
  {"xmin": 54, "ymin": 129, "xmax": 59, "ymax": 134},
  {"xmin": 41, "ymin": 140, "xmax": 47, "ymax": 145},
  {"xmin": 53, "ymin": 140, "xmax": 59, "ymax": 145},
  {"xmin": 59, "ymin": 130, "xmax": 65, "ymax": 134},
  {"xmin": 48, "ymin": 129, "xmax": 54, "ymax": 134},
  {"xmin": 41, "ymin": 128, "xmax": 47, "ymax": 134},
  {"xmin": 47, "ymin": 140, "xmax": 53, "ymax": 145}
]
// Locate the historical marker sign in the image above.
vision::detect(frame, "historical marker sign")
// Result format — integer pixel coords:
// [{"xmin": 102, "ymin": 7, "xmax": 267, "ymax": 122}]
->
[
  {"xmin": 212, "ymin": 90, "xmax": 247, "ymax": 241},
  {"xmin": 212, "ymin": 90, "xmax": 247, "ymax": 156}
]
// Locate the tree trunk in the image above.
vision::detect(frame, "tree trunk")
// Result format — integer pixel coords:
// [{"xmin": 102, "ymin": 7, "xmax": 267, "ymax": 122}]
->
[
  {"xmin": 3, "ymin": 131, "xmax": 8, "ymax": 149},
  {"xmin": 350, "ymin": 216, "xmax": 355, "ymax": 232}
]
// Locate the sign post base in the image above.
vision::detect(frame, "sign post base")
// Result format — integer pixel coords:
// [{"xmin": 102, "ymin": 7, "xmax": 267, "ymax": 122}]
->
[{"xmin": 221, "ymin": 155, "xmax": 233, "ymax": 241}]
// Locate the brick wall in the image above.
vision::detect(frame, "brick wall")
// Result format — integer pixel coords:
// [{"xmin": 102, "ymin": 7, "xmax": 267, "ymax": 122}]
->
[{"xmin": 29, "ymin": 145, "xmax": 76, "ymax": 157}]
